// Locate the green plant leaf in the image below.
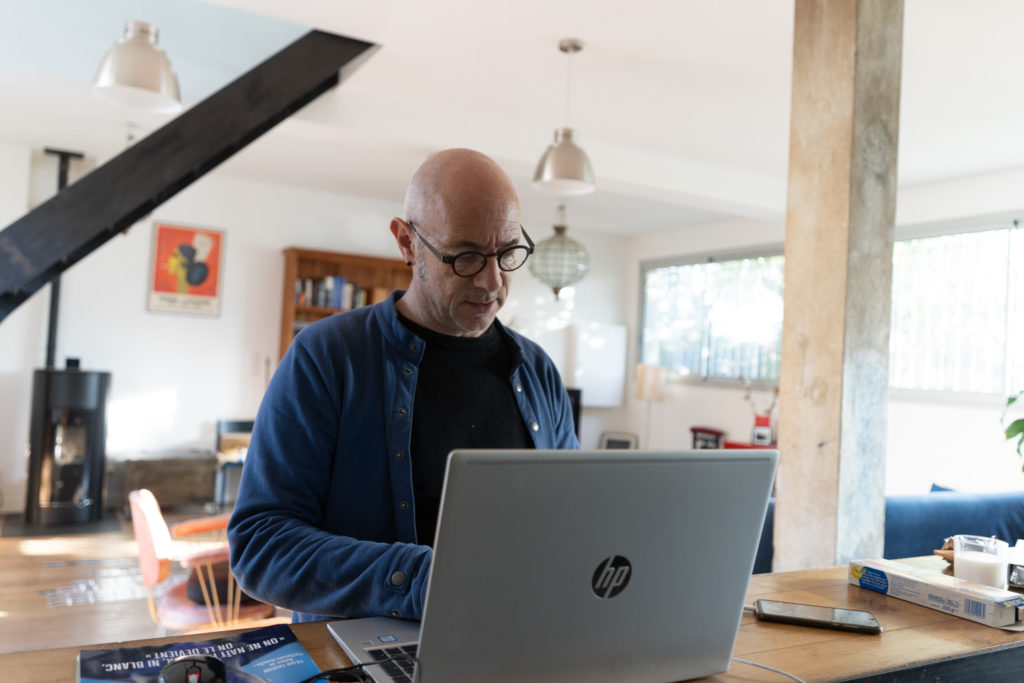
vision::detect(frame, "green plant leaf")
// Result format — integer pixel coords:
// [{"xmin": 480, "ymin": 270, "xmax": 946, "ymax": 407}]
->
[{"xmin": 1005, "ymin": 418, "xmax": 1024, "ymax": 440}]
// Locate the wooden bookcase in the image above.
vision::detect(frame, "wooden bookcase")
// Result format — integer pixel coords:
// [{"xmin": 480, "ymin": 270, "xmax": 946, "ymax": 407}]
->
[{"xmin": 279, "ymin": 247, "xmax": 411, "ymax": 359}]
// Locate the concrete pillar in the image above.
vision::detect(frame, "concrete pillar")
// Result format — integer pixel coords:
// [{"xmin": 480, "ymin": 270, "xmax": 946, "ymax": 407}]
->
[{"xmin": 774, "ymin": 0, "xmax": 903, "ymax": 571}]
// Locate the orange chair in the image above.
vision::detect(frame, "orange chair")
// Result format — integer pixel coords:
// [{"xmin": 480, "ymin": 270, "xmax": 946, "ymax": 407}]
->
[{"xmin": 128, "ymin": 488, "xmax": 277, "ymax": 632}]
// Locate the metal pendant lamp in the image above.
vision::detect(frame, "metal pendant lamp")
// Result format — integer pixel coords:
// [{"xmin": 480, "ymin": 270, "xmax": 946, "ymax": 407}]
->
[
  {"xmin": 532, "ymin": 39, "xmax": 595, "ymax": 196},
  {"xmin": 529, "ymin": 204, "xmax": 590, "ymax": 299},
  {"xmin": 92, "ymin": 20, "xmax": 182, "ymax": 113}
]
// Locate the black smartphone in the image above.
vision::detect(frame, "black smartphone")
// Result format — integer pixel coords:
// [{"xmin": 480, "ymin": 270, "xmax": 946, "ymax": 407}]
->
[{"xmin": 753, "ymin": 599, "xmax": 883, "ymax": 634}]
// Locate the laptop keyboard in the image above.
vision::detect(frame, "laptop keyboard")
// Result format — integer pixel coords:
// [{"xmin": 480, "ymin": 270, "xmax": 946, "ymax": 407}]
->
[{"xmin": 366, "ymin": 643, "xmax": 418, "ymax": 682}]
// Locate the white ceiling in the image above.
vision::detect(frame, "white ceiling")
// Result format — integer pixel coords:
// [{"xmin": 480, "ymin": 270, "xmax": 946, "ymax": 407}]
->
[{"xmin": 3, "ymin": 0, "xmax": 1024, "ymax": 235}]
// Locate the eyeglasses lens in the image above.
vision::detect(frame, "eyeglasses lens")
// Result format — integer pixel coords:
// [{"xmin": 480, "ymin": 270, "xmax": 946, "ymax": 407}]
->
[{"xmin": 452, "ymin": 246, "xmax": 529, "ymax": 277}]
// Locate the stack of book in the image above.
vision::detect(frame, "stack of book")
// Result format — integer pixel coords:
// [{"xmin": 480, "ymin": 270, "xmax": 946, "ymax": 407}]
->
[{"xmin": 294, "ymin": 276, "xmax": 387, "ymax": 311}]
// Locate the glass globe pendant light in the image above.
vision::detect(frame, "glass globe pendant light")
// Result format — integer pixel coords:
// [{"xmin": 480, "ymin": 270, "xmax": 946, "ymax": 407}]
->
[{"xmin": 529, "ymin": 204, "xmax": 590, "ymax": 298}]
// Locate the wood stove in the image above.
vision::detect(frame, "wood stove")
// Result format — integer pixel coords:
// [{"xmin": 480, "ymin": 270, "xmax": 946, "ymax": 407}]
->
[{"xmin": 24, "ymin": 358, "xmax": 111, "ymax": 526}]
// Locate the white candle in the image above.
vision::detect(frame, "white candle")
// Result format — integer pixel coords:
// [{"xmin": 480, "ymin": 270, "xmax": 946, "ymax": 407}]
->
[{"xmin": 955, "ymin": 549, "xmax": 1008, "ymax": 589}]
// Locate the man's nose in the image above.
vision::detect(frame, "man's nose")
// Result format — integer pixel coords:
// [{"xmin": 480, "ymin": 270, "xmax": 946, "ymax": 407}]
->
[{"xmin": 473, "ymin": 255, "xmax": 503, "ymax": 290}]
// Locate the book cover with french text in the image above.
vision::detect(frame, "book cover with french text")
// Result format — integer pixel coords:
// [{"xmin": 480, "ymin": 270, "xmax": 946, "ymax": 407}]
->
[{"xmin": 77, "ymin": 623, "xmax": 320, "ymax": 682}]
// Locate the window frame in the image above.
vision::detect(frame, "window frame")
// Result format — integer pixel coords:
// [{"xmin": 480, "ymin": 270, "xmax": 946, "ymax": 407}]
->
[
  {"xmin": 637, "ymin": 213, "xmax": 1023, "ymax": 401},
  {"xmin": 887, "ymin": 218, "xmax": 1023, "ymax": 401},
  {"xmin": 638, "ymin": 244, "xmax": 784, "ymax": 390}
]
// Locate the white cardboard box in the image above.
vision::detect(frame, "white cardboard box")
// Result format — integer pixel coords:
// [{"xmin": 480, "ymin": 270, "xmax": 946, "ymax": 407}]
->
[{"xmin": 848, "ymin": 558, "xmax": 1024, "ymax": 628}]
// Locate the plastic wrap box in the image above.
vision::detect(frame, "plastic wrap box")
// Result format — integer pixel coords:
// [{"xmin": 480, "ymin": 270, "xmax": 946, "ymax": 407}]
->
[{"xmin": 849, "ymin": 558, "xmax": 1024, "ymax": 628}]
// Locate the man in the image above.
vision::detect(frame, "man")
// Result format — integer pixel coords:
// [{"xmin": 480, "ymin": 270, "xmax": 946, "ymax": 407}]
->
[{"xmin": 228, "ymin": 149, "xmax": 579, "ymax": 623}]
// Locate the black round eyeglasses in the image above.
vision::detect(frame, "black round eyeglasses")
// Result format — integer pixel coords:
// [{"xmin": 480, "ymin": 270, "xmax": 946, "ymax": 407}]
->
[{"xmin": 407, "ymin": 221, "xmax": 534, "ymax": 277}]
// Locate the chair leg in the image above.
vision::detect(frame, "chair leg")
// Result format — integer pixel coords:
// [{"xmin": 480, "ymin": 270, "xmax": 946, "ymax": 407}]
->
[
  {"xmin": 227, "ymin": 571, "xmax": 242, "ymax": 624},
  {"xmin": 205, "ymin": 563, "xmax": 224, "ymax": 627},
  {"xmin": 194, "ymin": 564, "xmax": 221, "ymax": 628},
  {"xmin": 145, "ymin": 587, "xmax": 170, "ymax": 636},
  {"xmin": 145, "ymin": 588, "xmax": 160, "ymax": 625}
]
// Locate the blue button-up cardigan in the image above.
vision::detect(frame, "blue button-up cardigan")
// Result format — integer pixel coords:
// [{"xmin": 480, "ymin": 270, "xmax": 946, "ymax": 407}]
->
[{"xmin": 228, "ymin": 291, "xmax": 579, "ymax": 622}]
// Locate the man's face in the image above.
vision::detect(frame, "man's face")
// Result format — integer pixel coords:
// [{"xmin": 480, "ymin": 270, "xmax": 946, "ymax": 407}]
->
[{"xmin": 412, "ymin": 220, "xmax": 524, "ymax": 337}]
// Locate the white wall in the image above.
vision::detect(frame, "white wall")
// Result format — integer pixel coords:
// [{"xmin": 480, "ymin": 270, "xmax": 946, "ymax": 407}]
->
[
  {"xmin": 888, "ymin": 393, "xmax": 1023, "ymax": 494},
  {"xmin": 0, "ymin": 147, "xmax": 630, "ymax": 512},
  {"xmin": 885, "ymin": 172, "xmax": 1024, "ymax": 494},
  {"xmin": 618, "ymin": 175, "xmax": 1024, "ymax": 496},
  {"xmin": 0, "ymin": 141, "xmax": 37, "ymax": 514},
  {"xmin": 7, "ymin": 142, "xmax": 1022, "ymax": 513},
  {"xmin": 623, "ymin": 217, "xmax": 786, "ymax": 451}
]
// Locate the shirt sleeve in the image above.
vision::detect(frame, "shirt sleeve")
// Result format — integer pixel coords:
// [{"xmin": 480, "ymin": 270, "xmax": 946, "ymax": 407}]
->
[{"xmin": 228, "ymin": 328, "xmax": 431, "ymax": 621}]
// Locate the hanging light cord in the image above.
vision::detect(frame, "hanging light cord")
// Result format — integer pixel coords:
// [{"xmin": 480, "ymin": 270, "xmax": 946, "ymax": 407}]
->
[
  {"xmin": 558, "ymin": 39, "xmax": 583, "ymax": 128},
  {"xmin": 564, "ymin": 47, "xmax": 574, "ymax": 127}
]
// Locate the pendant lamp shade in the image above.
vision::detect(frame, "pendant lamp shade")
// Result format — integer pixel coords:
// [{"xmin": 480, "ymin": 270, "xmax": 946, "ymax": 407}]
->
[
  {"xmin": 529, "ymin": 205, "xmax": 590, "ymax": 298},
  {"xmin": 93, "ymin": 20, "xmax": 182, "ymax": 113},
  {"xmin": 532, "ymin": 38, "xmax": 595, "ymax": 196},
  {"xmin": 533, "ymin": 127, "xmax": 596, "ymax": 196}
]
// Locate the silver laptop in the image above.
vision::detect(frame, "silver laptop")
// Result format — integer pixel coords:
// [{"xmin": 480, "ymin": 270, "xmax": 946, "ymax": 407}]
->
[{"xmin": 328, "ymin": 448, "xmax": 777, "ymax": 683}]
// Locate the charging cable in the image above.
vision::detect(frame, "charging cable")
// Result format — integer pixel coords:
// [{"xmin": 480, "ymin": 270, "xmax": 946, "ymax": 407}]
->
[{"xmin": 734, "ymin": 604, "xmax": 806, "ymax": 682}]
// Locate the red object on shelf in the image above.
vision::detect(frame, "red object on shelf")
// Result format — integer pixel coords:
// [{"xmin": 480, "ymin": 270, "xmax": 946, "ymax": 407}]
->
[
  {"xmin": 754, "ymin": 414, "xmax": 771, "ymax": 428},
  {"xmin": 723, "ymin": 441, "xmax": 775, "ymax": 449},
  {"xmin": 690, "ymin": 426, "xmax": 725, "ymax": 449}
]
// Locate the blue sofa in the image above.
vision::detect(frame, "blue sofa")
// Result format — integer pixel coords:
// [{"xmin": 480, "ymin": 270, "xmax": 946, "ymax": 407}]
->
[{"xmin": 752, "ymin": 488, "xmax": 1024, "ymax": 573}]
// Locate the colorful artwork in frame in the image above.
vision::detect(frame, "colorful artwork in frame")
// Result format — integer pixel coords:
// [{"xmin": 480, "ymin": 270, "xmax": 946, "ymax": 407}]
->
[{"xmin": 147, "ymin": 222, "xmax": 224, "ymax": 316}]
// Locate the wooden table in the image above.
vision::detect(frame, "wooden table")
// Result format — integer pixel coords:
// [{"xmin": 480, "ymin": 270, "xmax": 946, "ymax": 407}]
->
[
  {"xmin": 6, "ymin": 556, "xmax": 1023, "ymax": 682},
  {"xmin": 721, "ymin": 556, "xmax": 1024, "ymax": 681}
]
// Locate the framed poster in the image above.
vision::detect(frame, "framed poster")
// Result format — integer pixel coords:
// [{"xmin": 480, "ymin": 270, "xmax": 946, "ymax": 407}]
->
[{"xmin": 148, "ymin": 222, "xmax": 224, "ymax": 316}]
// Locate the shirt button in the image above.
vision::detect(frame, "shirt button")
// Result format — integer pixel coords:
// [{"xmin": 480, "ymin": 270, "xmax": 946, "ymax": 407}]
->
[
  {"xmin": 409, "ymin": 344, "xmax": 418, "ymax": 352},
  {"xmin": 400, "ymin": 501, "xmax": 409, "ymax": 510},
  {"xmin": 390, "ymin": 571, "xmax": 406, "ymax": 586},
  {"xmin": 395, "ymin": 451, "xmax": 404, "ymax": 460},
  {"xmin": 514, "ymin": 381, "xmax": 523, "ymax": 392},
  {"xmin": 529, "ymin": 421, "xmax": 539, "ymax": 432},
  {"xmin": 390, "ymin": 609, "xmax": 399, "ymax": 617},
  {"xmin": 403, "ymin": 367, "xmax": 413, "ymax": 375},
  {"xmin": 398, "ymin": 408, "xmax": 407, "ymax": 416}
]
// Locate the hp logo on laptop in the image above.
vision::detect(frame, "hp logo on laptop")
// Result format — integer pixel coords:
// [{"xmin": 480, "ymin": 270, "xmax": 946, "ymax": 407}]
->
[{"xmin": 592, "ymin": 555, "xmax": 632, "ymax": 598}]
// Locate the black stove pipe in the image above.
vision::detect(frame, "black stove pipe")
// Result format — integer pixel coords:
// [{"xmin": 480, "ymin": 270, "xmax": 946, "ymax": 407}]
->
[{"xmin": 42, "ymin": 148, "xmax": 83, "ymax": 369}]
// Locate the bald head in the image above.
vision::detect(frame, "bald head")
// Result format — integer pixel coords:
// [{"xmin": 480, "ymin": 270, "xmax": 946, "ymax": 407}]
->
[
  {"xmin": 390, "ymin": 149, "xmax": 525, "ymax": 337},
  {"xmin": 403, "ymin": 149, "xmax": 520, "ymax": 229}
]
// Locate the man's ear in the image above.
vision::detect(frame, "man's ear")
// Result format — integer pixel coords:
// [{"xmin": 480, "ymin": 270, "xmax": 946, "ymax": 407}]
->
[{"xmin": 390, "ymin": 218, "xmax": 415, "ymax": 265}]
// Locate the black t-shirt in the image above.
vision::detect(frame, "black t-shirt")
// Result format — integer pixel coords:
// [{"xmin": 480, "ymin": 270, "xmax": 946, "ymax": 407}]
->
[{"xmin": 397, "ymin": 313, "xmax": 533, "ymax": 545}]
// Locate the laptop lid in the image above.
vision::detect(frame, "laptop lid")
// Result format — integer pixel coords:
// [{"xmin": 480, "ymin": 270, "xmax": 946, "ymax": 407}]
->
[{"xmin": 331, "ymin": 448, "xmax": 777, "ymax": 683}]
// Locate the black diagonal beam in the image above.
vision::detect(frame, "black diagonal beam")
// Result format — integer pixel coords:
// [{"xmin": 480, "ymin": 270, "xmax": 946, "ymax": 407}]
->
[{"xmin": 0, "ymin": 30, "xmax": 377, "ymax": 322}]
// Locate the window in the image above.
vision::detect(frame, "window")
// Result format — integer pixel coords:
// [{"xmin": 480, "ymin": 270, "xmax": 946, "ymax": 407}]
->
[
  {"xmin": 640, "ymin": 224, "xmax": 1024, "ymax": 394},
  {"xmin": 889, "ymin": 226, "xmax": 1024, "ymax": 395},
  {"xmin": 640, "ymin": 254, "xmax": 784, "ymax": 382}
]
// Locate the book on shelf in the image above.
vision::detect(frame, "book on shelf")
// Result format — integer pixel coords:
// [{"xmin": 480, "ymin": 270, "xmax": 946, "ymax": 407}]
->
[
  {"xmin": 353, "ymin": 285, "xmax": 367, "ymax": 309},
  {"xmin": 293, "ymin": 275, "xmax": 382, "ymax": 312},
  {"xmin": 322, "ymin": 274, "xmax": 334, "ymax": 308},
  {"xmin": 341, "ymin": 281, "xmax": 355, "ymax": 310},
  {"xmin": 331, "ymin": 275, "xmax": 346, "ymax": 309},
  {"xmin": 77, "ymin": 623, "xmax": 322, "ymax": 682}
]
